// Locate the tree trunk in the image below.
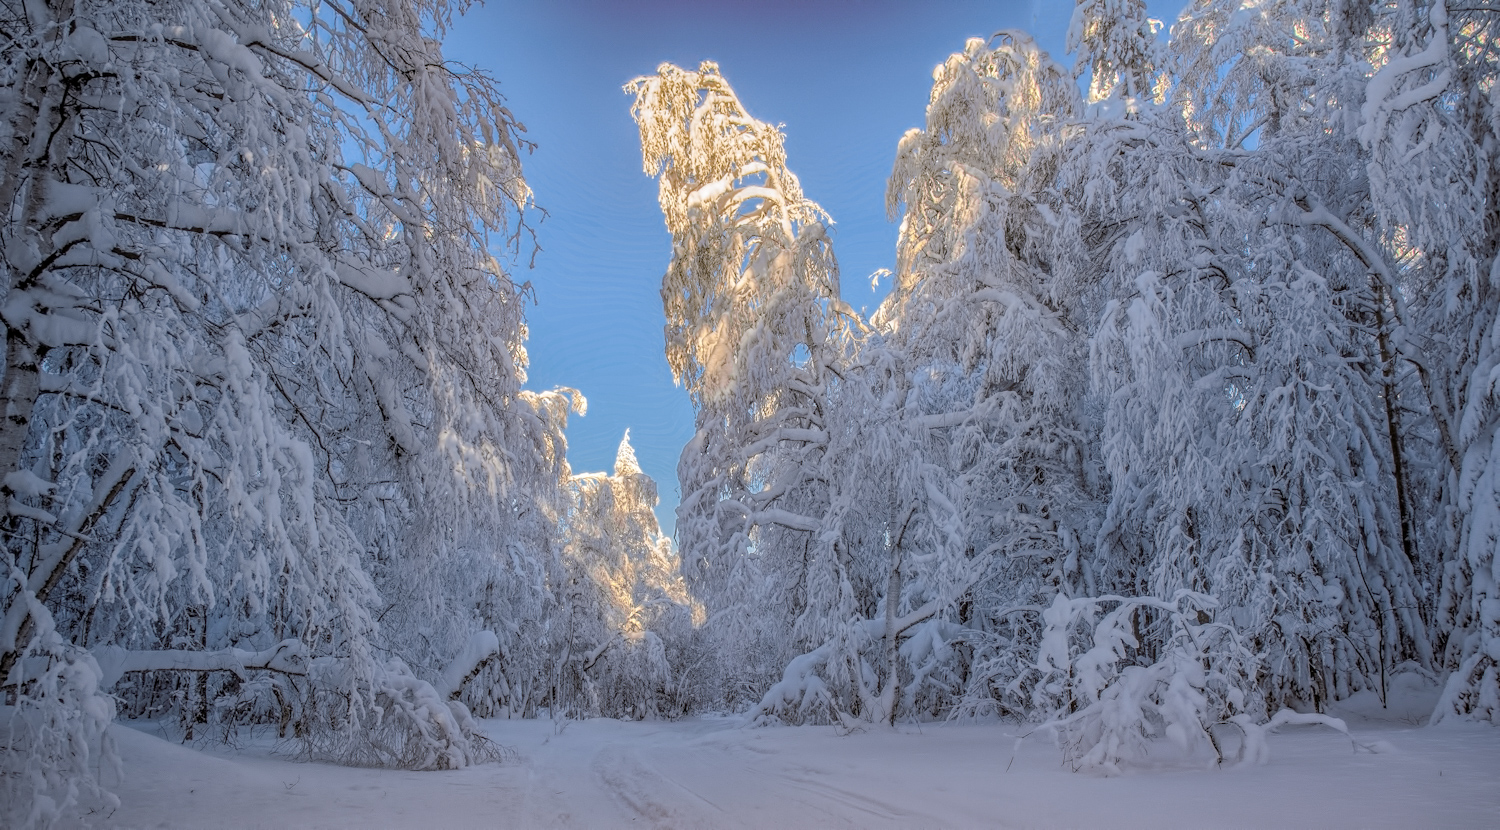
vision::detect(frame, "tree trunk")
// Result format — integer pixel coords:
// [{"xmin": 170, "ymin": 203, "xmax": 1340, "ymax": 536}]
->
[
  {"xmin": 879, "ymin": 504, "xmax": 918, "ymax": 726},
  {"xmin": 0, "ymin": 332, "xmax": 44, "ymax": 498}
]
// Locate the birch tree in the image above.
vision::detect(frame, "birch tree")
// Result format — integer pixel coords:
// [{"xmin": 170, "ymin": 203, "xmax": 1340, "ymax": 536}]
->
[{"xmin": 628, "ymin": 61, "xmax": 849, "ymax": 709}]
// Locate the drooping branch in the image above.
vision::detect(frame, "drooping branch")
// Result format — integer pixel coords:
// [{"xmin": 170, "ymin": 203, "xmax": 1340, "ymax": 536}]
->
[{"xmin": 92, "ymin": 639, "xmax": 309, "ymax": 689}]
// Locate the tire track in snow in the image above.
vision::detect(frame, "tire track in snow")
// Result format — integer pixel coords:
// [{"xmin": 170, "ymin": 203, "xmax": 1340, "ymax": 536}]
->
[
  {"xmin": 734, "ymin": 762, "xmax": 939, "ymax": 827},
  {"xmin": 519, "ymin": 720, "xmax": 940, "ymax": 828},
  {"xmin": 593, "ymin": 743, "xmax": 725, "ymax": 828},
  {"xmin": 516, "ymin": 733, "xmax": 658, "ymax": 827},
  {"xmin": 638, "ymin": 738, "xmax": 937, "ymax": 828}
]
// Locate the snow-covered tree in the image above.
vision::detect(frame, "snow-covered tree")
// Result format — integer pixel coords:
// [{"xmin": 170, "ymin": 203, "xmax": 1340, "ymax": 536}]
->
[
  {"xmin": 627, "ymin": 61, "xmax": 851, "ymax": 710},
  {"xmin": 555, "ymin": 432, "xmax": 700, "ymax": 720},
  {"xmin": 0, "ymin": 0, "xmax": 562, "ymax": 820},
  {"xmin": 1081, "ymin": 0, "xmax": 1436, "ymax": 714},
  {"xmin": 617, "ymin": 2, "xmax": 1500, "ymax": 757},
  {"xmin": 741, "ymin": 0, "xmax": 1469, "ymax": 740},
  {"xmin": 1068, "ymin": 0, "xmax": 1164, "ymax": 110},
  {"xmin": 1359, "ymin": 0, "xmax": 1500, "ymax": 722},
  {"xmin": 1171, "ymin": 0, "xmax": 1372, "ymax": 145},
  {"xmin": 877, "ymin": 33, "xmax": 1106, "ymax": 723}
]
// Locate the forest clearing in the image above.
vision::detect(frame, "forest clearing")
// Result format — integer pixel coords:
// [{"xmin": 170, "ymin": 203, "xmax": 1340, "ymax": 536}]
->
[
  {"xmin": 4, "ymin": 0, "xmax": 1499, "ymax": 826},
  {"xmin": 95, "ymin": 681, "xmax": 1500, "ymax": 829}
]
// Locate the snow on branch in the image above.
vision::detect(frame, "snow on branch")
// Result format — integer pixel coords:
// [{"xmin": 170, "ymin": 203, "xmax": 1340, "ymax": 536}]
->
[
  {"xmin": 436, "ymin": 631, "xmax": 501, "ymax": 700},
  {"xmin": 92, "ymin": 640, "xmax": 309, "ymax": 689}
]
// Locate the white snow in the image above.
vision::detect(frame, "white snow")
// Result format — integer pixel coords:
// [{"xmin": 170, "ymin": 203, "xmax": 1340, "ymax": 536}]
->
[
  {"xmin": 96, "ymin": 699, "xmax": 1499, "ymax": 829},
  {"xmin": 436, "ymin": 631, "xmax": 500, "ymax": 700}
]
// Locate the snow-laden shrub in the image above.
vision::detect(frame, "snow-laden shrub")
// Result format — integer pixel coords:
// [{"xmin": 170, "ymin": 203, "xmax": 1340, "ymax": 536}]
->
[
  {"xmin": 297, "ymin": 658, "xmax": 499, "ymax": 771},
  {"xmin": 1029, "ymin": 591, "xmax": 1262, "ymax": 774},
  {"xmin": 750, "ymin": 616, "xmax": 970, "ymax": 726},
  {"xmin": 1, "ymin": 626, "xmax": 118, "ymax": 829},
  {"xmin": 900, "ymin": 618, "xmax": 970, "ymax": 719},
  {"xmin": 748, "ymin": 640, "xmax": 840, "ymax": 726}
]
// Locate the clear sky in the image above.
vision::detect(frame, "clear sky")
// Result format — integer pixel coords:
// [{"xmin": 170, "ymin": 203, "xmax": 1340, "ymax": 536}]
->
[{"xmin": 443, "ymin": 1, "xmax": 1182, "ymax": 537}]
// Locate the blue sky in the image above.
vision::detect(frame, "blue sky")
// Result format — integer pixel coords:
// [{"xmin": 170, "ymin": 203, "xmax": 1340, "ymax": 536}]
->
[{"xmin": 444, "ymin": 1, "xmax": 1182, "ymax": 536}]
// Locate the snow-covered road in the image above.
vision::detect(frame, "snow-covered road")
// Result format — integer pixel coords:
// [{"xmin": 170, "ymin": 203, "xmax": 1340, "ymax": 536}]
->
[
  {"xmin": 99, "ymin": 708, "xmax": 1499, "ymax": 829},
  {"xmin": 509, "ymin": 718, "xmax": 952, "ymax": 827}
]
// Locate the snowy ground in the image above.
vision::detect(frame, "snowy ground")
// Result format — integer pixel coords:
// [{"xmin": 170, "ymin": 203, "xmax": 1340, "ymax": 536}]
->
[{"xmin": 89, "ymin": 691, "xmax": 1498, "ymax": 829}]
